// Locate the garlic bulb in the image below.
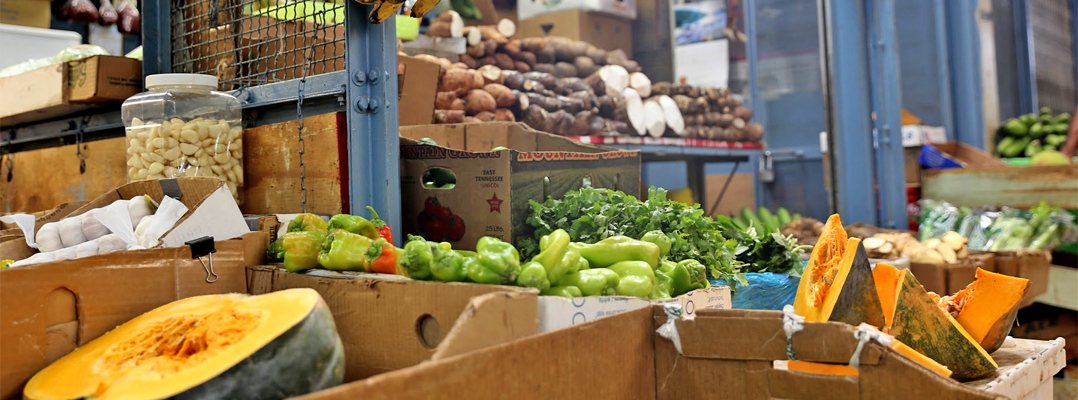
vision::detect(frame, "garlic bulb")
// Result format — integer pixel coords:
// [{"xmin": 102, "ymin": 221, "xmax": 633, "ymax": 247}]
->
[
  {"xmin": 81, "ymin": 211, "xmax": 111, "ymax": 241},
  {"xmin": 36, "ymin": 222, "xmax": 63, "ymax": 253},
  {"xmin": 58, "ymin": 217, "xmax": 87, "ymax": 248}
]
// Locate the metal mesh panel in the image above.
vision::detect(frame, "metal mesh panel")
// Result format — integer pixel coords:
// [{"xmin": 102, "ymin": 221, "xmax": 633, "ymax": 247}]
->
[{"xmin": 170, "ymin": 0, "xmax": 346, "ymax": 90}]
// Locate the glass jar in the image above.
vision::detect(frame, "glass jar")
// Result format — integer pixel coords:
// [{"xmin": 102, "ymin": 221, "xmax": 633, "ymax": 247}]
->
[{"xmin": 121, "ymin": 74, "xmax": 244, "ymax": 203}]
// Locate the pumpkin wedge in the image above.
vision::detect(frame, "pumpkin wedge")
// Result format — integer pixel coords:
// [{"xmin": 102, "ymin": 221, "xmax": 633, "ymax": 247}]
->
[
  {"xmin": 25, "ymin": 288, "xmax": 344, "ymax": 400},
  {"xmin": 784, "ymin": 340, "xmax": 951, "ymax": 378},
  {"xmin": 889, "ymin": 269, "xmax": 997, "ymax": 380},
  {"xmin": 873, "ymin": 262, "xmax": 903, "ymax": 329},
  {"xmin": 938, "ymin": 268, "xmax": 1029, "ymax": 353},
  {"xmin": 794, "ymin": 214, "xmax": 885, "ymax": 328}
]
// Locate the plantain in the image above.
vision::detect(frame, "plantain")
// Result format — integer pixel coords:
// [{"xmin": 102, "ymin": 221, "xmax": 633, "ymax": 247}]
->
[
  {"xmin": 408, "ymin": 0, "xmax": 440, "ymax": 19},
  {"xmin": 368, "ymin": 0, "xmax": 405, "ymax": 23}
]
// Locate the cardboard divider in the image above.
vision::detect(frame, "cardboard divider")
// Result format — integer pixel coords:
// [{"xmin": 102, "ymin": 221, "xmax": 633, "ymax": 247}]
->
[
  {"xmin": 245, "ymin": 265, "xmax": 540, "ymax": 382},
  {"xmin": 0, "ymin": 232, "xmax": 265, "ymax": 399}
]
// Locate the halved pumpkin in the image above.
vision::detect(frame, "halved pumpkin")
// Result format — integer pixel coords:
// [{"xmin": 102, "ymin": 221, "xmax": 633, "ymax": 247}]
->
[
  {"xmin": 25, "ymin": 288, "xmax": 344, "ymax": 400},
  {"xmin": 938, "ymin": 268, "xmax": 1029, "ymax": 353},
  {"xmin": 794, "ymin": 214, "xmax": 885, "ymax": 328},
  {"xmin": 889, "ymin": 269, "xmax": 997, "ymax": 380}
]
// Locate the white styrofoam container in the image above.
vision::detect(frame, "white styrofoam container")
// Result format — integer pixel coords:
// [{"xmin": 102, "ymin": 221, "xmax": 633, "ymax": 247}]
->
[
  {"xmin": 518, "ymin": 0, "xmax": 637, "ymax": 20},
  {"xmin": 901, "ymin": 125, "xmax": 948, "ymax": 147},
  {"xmin": 0, "ymin": 24, "xmax": 82, "ymax": 70}
]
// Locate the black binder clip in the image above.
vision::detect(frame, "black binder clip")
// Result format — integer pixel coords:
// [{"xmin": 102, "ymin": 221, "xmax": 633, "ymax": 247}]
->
[{"xmin": 186, "ymin": 236, "xmax": 218, "ymax": 283}]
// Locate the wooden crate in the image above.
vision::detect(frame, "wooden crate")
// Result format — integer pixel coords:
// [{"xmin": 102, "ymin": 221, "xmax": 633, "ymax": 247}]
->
[
  {"xmin": 0, "ymin": 138, "xmax": 127, "ymax": 213},
  {"xmin": 241, "ymin": 112, "xmax": 348, "ymax": 215},
  {"xmin": 922, "ymin": 165, "xmax": 1078, "ymax": 209}
]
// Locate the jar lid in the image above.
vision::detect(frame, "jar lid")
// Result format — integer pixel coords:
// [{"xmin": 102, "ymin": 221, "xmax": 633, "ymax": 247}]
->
[{"xmin": 145, "ymin": 73, "xmax": 218, "ymax": 89}]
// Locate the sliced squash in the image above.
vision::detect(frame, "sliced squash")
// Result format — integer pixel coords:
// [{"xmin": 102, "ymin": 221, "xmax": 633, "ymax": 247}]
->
[
  {"xmin": 889, "ymin": 339, "xmax": 952, "ymax": 378},
  {"xmin": 889, "ymin": 269, "xmax": 997, "ymax": 380},
  {"xmin": 938, "ymin": 268, "xmax": 1029, "ymax": 353},
  {"xmin": 25, "ymin": 288, "xmax": 344, "ymax": 400},
  {"xmin": 786, "ymin": 360, "xmax": 860, "ymax": 376},
  {"xmin": 794, "ymin": 214, "xmax": 885, "ymax": 328},
  {"xmin": 873, "ymin": 262, "xmax": 902, "ymax": 330}
]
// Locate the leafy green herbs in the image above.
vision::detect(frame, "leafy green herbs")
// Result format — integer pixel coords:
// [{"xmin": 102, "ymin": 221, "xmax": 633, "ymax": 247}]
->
[{"xmin": 714, "ymin": 216, "xmax": 811, "ymax": 275}]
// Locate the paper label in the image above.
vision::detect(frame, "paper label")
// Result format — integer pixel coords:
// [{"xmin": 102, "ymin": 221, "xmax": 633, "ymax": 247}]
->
[{"xmin": 538, "ymin": 285, "xmax": 731, "ymax": 333}]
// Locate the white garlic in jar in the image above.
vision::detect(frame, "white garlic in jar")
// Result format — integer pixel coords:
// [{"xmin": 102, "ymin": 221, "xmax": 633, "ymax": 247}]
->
[{"xmin": 125, "ymin": 116, "xmax": 244, "ymax": 202}]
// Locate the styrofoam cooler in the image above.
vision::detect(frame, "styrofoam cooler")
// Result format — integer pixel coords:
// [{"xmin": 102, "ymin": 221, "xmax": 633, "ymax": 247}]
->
[{"xmin": 0, "ymin": 24, "xmax": 82, "ymax": 69}]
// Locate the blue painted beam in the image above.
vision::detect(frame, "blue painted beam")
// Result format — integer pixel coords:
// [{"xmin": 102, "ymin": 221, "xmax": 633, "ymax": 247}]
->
[
  {"xmin": 931, "ymin": 0, "xmax": 956, "ymax": 140},
  {"xmin": 1013, "ymin": 0, "xmax": 1038, "ymax": 114},
  {"xmin": 866, "ymin": 0, "xmax": 906, "ymax": 229},
  {"xmin": 946, "ymin": 0, "xmax": 986, "ymax": 148},
  {"xmin": 142, "ymin": 0, "xmax": 170, "ymax": 77},
  {"xmin": 744, "ymin": 0, "xmax": 764, "ymax": 134},
  {"xmin": 344, "ymin": 1, "xmax": 402, "ymax": 238},
  {"xmin": 821, "ymin": 0, "xmax": 878, "ymax": 225}
]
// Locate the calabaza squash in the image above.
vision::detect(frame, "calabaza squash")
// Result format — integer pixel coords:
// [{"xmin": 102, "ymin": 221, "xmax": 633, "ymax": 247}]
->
[
  {"xmin": 785, "ymin": 339, "xmax": 951, "ymax": 378},
  {"xmin": 24, "ymin": 288, "xmax": 344, "ymax": 400},
  {"xmin": 793, "ymin": 214, "xmax": 885, "ymax": 328},
  {"xmin": 937, "ymin": 268, "xmax": 1029, "ymax": 353},
  {"xmin": 888, "ymin": 269, "xmax": 997, "ymax": 380}
]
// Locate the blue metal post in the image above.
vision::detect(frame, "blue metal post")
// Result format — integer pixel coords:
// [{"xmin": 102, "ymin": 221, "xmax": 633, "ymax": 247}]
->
[
  {"xmin": 931, "ymin": 0, "xmax": 955, "ymax": 140},
  {"xmin": 865, "ymin": 0, "xmax": 905, "ymax": 229},
  {"xmin": 1013, "ymin": 0, "xmax": 1038, "ymax": 114},
  {"xmin": 820, "ymin": 0, "xmax": 877, "ymax": 225},
  {"xmin": 345, "ymin": 2, "xmax": 402, "ymax": 237},
  {"xmin": 744, "ymin": 0, "xmax": 764, "ymax": 209},
  {"xmin": 142, "ymin": 0, "xmax": 170, "ymax": 77},
  {"xmin": 945, "ymin": 0, "xmax": 985, "ymax": 148}
]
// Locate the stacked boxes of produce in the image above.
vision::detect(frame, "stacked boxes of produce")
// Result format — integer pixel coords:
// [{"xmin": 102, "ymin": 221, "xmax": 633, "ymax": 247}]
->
[{"xmin": 411, "ymin": 12, "xmax": 762, "ymax": 143}]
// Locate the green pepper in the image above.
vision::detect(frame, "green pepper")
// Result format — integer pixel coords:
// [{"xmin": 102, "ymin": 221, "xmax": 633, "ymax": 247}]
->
[
  {"xmin": 431, "ymin": 242, "xmax": 468, "ymax": 282},
  {"xmin": 606, "ymin": 260, "xmax": 656, "ymax": 298},
  {"xmin": 530, "ymin": 229, "xmax": 585, "ymax": 286},
  {"xmin": 569, "ymin": 236, "xmax": 660, "ymax": 270},
  {"xmin": 399, "ymin": 235, "xmax": 435, "ymax": 280},
  {"xmin": 466, "ymin": 236, "xmax": 521, "ymax": 285},
  {"xmin": 326, "ymin": 213, "xmax": 379, "ymax": 239},
  {"xmin": 660, "ymin": 259, "xmax": 710, "ymax": 297},
  {"xmin": 288, "ymin": 213, "xmax": 328, "ymax": 234},
  {"xmin": 317, "ymin": 230, "xmax": 374, "ymax": 271},
  {"xmin": 282, "ymin": 231, "xmax": 326, "ymax": 273},
  {"xmin": 560, "ymin": 268, "xmax": 620, "ymax": 296},
  {"xmin": 267, "ymin": 237, "xmax": 285, "ymax": 262},
  {"xmin": 516, "ymin": 261, "xmax": 551, "ymax": 291},
  {"xmin": 651, "ymin": 267, "xmax": 673, "ymax": 300},
  {"xmin": 640, "ymin": 230, "xmax": 672, "ymax": 257},
  {"xmin": 542, "ymin": 285, "xmax": 583, "ymax": 298}
]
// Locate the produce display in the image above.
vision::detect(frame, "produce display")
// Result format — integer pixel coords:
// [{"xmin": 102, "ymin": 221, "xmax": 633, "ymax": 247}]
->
[
  {"xmin": 791, "ymin": 215, "xmax": 1032, "ymax": 381},
  {"xmin": 125, "ymin": 117, "xmax": 244, "ymax": 200},
  {"xmin": 410, "ymin": 13, "xmax": 763, "ymax": 142},
  {"xmin": 23, "ymin": 289, "xmax": 344, "ymax": 399},
  {"xmin": 919, "ymin": 200, "xmax": 1076, "ymax": 251},
  {"xmin": 861, "ymin": 230, "xmax": 972, "ymax": 265},
  {"xmin": 995, "ymin": 107, "xmax": 1071, "ymax": 159}
]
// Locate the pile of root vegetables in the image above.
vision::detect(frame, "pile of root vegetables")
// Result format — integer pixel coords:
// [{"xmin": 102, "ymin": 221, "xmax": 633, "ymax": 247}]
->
[{"xmin": 412, "ymin": 11, "xmax": 763, "ymax": 142}]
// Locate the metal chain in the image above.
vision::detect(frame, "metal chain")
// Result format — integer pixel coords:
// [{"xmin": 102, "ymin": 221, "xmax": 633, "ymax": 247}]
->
[
  {"xmin": 76, "ymin": 115, "xmax": 90, "ymax": 173},
  {"xmin": 296, "ymin": 41, "xmax": 316, "ymax": 213}
]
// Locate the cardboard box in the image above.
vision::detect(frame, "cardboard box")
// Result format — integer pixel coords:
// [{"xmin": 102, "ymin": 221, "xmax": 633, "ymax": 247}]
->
[
  {"xmin": 0, "ymin": 55, "xmax": 143, "ymax": 126},
  {"xmin": 399, "ymin": 122, "xmax": 641, "ymax": 250},
  {"xmin": 518, "ymin": 10, "xmax": 634, "ymax": 53},
  {"xmin": 538, "ymin": 285, "xmax": 731, "ymax": 332},
  {"xmin": 919, "ymin": 142, "xmax": 1009, "ymax": 169},
  {"xmin": 246, "ymin": 265, "xmax": 540, "ymax": 381},
  {"xmin": 0, "ymin": 232, "xmax": 265, "ymax": 399},
  {"xmin": 908, "ymin": 253, "xmax": 995, "ymax": 295},
  {"xmin": 397, "ymin": 55, "xmax": 440, "ymax": 127},
  {"xmin": 518, "ymin": 0, "xmax": 637, "ymax": 20},
  {"xmin": 0, "ymin": 0, "xmax": 51, "ymax": 28}
]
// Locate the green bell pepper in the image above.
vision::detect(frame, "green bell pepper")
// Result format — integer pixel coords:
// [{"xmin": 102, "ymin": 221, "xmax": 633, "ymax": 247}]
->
[
  {"xmin": 659, "ymin": 259, "xmax": 710, "ymax": 297},
  {"xmin": 533, "ymin": 229, "xmax": 572, "ymax": 284},
  {"xmin": 288, "ymin": 213, "xmax": 328, "ymax": 234},
  {"xmin": 326, "ymin": 213, "xmax": 379, "ymax": 239},
  {"xmin": 466, "ymin": 236, "xmax": 521, "ymax": 285},
  {"xmin": 606, "ymin": 260, "xmax": 656, "ymax": 298},
  {"xmin": 282, "ymin": 231, "xmax": 326, "ymax": 273},
  {"xmin": 542, "ymin": 285, "xmax": 583, "ymax": 298},
  {"xmin": 560, "ymin": 268, "xmax": 620, "ymax": 296},
  {"xmin": 516, "ymin": 261, "xmax": 551, "ymax": 291},
  {"xmin": 267, "ymin": 237, "xmax": 285, "ymax": 262},
  {"xmin": 431, "ymin": 241, "xmax": 468, "ymax": 282},
  {"xmin": 651, "ymin": 267, "xmax": 673, "ymax": 300},
  {"xmin": 569, "ymin": 236, "xmax": 660, "ymax": 269},
  {"xmin": 640, "ymin": 230, "xmax": 672, "ymax": 257},
  {"xmin": 399, "ymin": 235, "xmax": 435, "ymax": 280},
  {"xmin": 317, "ymin": 230, "xmax": 373, "ymax": 271}
]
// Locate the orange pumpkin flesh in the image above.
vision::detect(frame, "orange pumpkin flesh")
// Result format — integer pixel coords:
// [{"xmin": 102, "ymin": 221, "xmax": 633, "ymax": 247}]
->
[
  {"xmin": 786, "ymin": 360, "xmax": 860, "ymax": 376},
  {"xmin": 794, "ymin": 214, "xmax": 885, "ymax": 328},
  {"xmin": 938, "ymin": 268, "xmax": 1029, "ymax": 353},
  {"xmin": 889, "ymin": 340, "xmax": 952, "ymax": 378},
  {"xmin": 873, "ymin": 262, "xmax": 902, "ymax": 329}
]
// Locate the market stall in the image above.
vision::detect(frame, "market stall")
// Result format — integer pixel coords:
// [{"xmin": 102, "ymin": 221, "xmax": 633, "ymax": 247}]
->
[{"xmin": 1, "ymin": 0, "xmax": 1076, "ymax": 399}]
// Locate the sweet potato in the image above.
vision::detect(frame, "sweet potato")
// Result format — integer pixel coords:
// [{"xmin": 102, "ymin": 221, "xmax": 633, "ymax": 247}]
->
[
  {"xmin": 521, "ymin": 37, "xmax": 546, "ymax": 53},
  {"xmin": 483, "ymin": 83, "xmax": 516, "ymax": 107},
  {"xmin": 500, "ymin": 40, "xmax": 523, "ymax": 59},
  {"xmin": 515, "ymin": 61, "xmax": 532, "ymax": 73},
  {"xmin": 449, "ymin": 98, "xmax": 467, "ymax": 111},
  {"xmin": 464, "ymin": 89, "xmax": 497, "ymax": 115},
  {"xmin": 536, "ymin": 47, "xmax": 556, "ymax": 64},
  {"xmin": 554, "ymin": 62, "xmax": 578, "ymax": 78},
  {"xmin": 494, "ymin": 108, "xmax": 516, "ymax": 122},
  {"xmin": 477, "ymin": 65, "xmax": 503, "ymax": 85},
  {"xmin": 518, "ymin": 51, "xmax": 537, "ymax": 67},
  {"xmin": 462, "ymin": 116, "xmax": 481, "ymax": 123},
  {"xmin": 435, "ymin": 92, "xmax": 458, "ymax": 109},
  {"xmin": 474, "ymin": 111, "xmax": 496, "ymax": 122},
  {"xmin": 434, "ymin": 109, "xmax": 465, "ymax": 124},
  {"xmin": 477, "ymin": 26, "xmax": 508, "ymax": 43},
  {"xmin": 460, "ymin": 54, "xmax": 479, "ymax": 69},
  {"xmin": 493, "ymin": 53, "xmax": 516, "ymax": 71},
  {"xmin": 440, "ymin": 68, "xmax": 476, "ymax": 96},
  {"xmin": 523, "ymin": 105, "xmax": 550, "ymax": 131},
  {"xmin": 533, "ymin": 63, "xmax": 557, "ymax": 75},
  {"xmin": 733, "ymin": 106, "xmax": 753, "ymax": 122},
  {"xmin": 574, "ymin": 56, "xmax": 598, "ymax": 78}
]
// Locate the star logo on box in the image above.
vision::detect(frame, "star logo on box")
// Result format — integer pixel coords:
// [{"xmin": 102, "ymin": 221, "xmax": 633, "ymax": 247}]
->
[{"xmin": 487, "ymin": 193, "xmax": 504, "ymax": 213}]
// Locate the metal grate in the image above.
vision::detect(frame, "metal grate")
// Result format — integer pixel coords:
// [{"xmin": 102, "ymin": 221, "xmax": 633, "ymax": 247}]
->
[{"xmin": 170, "ymin": 0, "xmax": 346, "ymax": 90}]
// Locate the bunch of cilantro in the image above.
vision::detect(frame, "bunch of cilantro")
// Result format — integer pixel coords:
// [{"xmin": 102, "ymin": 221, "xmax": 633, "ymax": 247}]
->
[
  {"xmin": 713, "ymin": 216, "xmax": 811, "ymax": 276},
  {"xmin": 519, "ymin": 186, "xmax": 744, "ymax": 284}
]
